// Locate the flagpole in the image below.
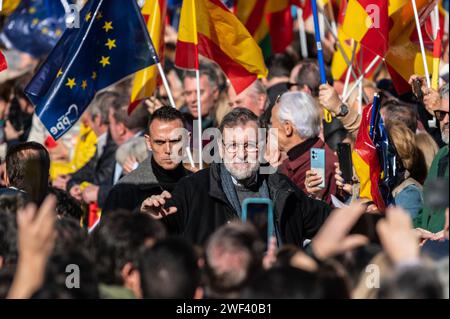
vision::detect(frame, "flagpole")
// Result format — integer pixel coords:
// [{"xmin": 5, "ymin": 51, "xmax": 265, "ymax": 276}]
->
[
  {"xmin": 156, "ymin": 62, "xmax": 177, "ymax": 108},
  {"xmin": 342, "ymin": 39, "xmax": 356, "ymax": 99},
  {"xmin": 311, "ymin": 0, "xmax": 332, "ymax": 123},
  {"xmin": 431, "ymin": 5, "xmax": 441, "ymax": 90},
  {"xmin": 411, "ymin": 0, "xmax": 431, "ymax": 88},
  {"xmin": 195, "ymin": 70, "xmax": 203, "ymax": 170},
  {"xmin": 343, "ymin": 55, "xmax": 381, "ymax": 103},
  {"xmin": 358, "ymin": 48, "xmax": 364, "ymax": 114},
  {"xmin": 297, "ymin": 8, "xmax": 308, "ymax": 59}
]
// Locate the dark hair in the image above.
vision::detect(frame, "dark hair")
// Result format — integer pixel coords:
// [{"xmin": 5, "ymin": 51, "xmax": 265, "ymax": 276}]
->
[
  {"xmin": 184, "ymin": 61, "xmax": 219, "ymax": 90},
  {"xmin": 383, "ymin": 103, "xmax": 418, "ymax": 132},
  {"xmin": 32, "ymin": 247, "xmax": 99, "ymax": 299},
  {"xmin": 147, "ymin": 106, "xmax": 186, "ymax": 130},
  {"xmin": 241, "ymin": 266, "xmax": 323, "ymax": 299},
  {"xmin": 0, "ymin": 212, "xmax": 17, "ymax": 268},
  {"xmin": 296, "ymin": 61, "xmax": 321, "ymax": 97},
  {"xmin": 109, "ymin": 98, "xmax": 149, "ymax": 133},
  {"xmin": 48, "ymin": 187, "xmax": 84, "ymax": 221},
  {"xmin": 378, "ymin": 265, "xmax": 443, "ymax": 299},
  {"xmin": 90, "ymin": 210, "xmax": 167, "ymax": 285},
  {"xmin": 0, "ymin": 190, "xmax": 29, "ymax": 215},
  {"xmin": 54, "ymin": 217, "xmax": 88, "ymax": 255},
  {"xmin": 218, "ymin": 107, "xmax": 259, "ymax": 134},
  {"xmin": 139, "ymin": 238, "xmax": 200, "ymax": 299},
  {"xmin": 0, "ymin": 267, "xmax": 15, "ymax": 299},
  {"xmin": 267, "ymin": 54, "xmax": 295, "ymax": 80},
  {"xmin": 205, "ymin": 222, "xmax": 264, "ymax": 298},
  {"xmin": 5, "ymin": 142, "xmax": 50, "ymax": 204}
]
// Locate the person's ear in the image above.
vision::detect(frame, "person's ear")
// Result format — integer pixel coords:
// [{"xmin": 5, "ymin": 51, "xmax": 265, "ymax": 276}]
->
[
  {"xmin": 145, "ymin": 134, "xmax": 152, "ymax": 152},
  {"xmin": 284, "ymin": 121, "xmax": 294, "ymax": 137},
  {"xmin": 121, "ymin": 262, "xmax": 142, "ymax": 299},
  {"xmin": 194, "ymin": 286, "xmax": 204, "ymax": 300},
  {"xmin": 301, "ymin": 85, "xmax": 311, "ymax": 95},
  {"xmin": 0, "ymin": 256, "xmax": 4, "ymax": 269}
]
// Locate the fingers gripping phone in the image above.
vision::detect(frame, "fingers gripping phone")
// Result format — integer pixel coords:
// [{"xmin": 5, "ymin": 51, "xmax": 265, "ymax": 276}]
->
[
  {"xmin": 337, "ymin": 143, "xmax": 353, "ymax": 183},
  {"xmin": 242, "ymin": 198, "xmax": 274, "ymax": 251},
  {"xmin": 310, "ymin": 148, "xmax": 326, "ymax": 189}
]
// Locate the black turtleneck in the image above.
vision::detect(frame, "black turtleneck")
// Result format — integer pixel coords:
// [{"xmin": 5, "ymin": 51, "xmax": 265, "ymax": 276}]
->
[{"xmin": 151, "ymin": 156, "xmax": 188, "ymax": 190}]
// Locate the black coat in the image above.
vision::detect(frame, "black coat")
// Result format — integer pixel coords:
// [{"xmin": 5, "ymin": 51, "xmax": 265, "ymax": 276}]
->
[
  {"xmin": 103, "ymin": 156, "xmax": 191, "ymax": 214},
  {"xmin": 163, "ymin": 163, "xmax": 332, "ymax": 246},
  {"xmin": 67, "ymin": 131, "xmax": 117, "ymax": 208}
]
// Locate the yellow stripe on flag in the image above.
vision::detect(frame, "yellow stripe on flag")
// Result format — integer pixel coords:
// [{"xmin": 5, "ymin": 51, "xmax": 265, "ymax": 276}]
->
[
  {"xmin": 342, "ymin": 0, "xmax": 371, "ymax": 42},
  {"xmin": 178, "ymin": 0, "xmax": 198, "ymax": 45}
]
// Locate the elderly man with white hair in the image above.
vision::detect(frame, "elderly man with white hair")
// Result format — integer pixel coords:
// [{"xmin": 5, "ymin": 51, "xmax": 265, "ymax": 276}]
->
[{"xmin": 270, "ymin": 92, "xmax": 338, "ymax": 204}]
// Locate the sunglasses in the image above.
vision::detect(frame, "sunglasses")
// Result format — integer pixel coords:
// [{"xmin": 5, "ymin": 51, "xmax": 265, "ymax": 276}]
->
[{"xmin": 435, "ymin": 110, "xmax": 449, "ymax": 122}]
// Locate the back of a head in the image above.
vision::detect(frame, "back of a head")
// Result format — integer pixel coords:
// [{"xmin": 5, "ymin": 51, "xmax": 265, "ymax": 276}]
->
[
  {"xmin": 378, "ymin": 265, "xmax": 443, "ymax": 299},
  {"xmin": 90, "ymin": 211, "xmax": 167, "ymax": 285},
  {"xmin": 415, "ymin": 131, "xmax": 439, "ymax": 170},
  {"xmin": 267, "ymin": 54, "xmax": 295, "ymax": 80},
  {"xmin": 110, "ymin": 98, "xmax": 149, "ymax": 133},
  {"xmin": 0, "ymin": 212, "xmax": 18, "ymax": 268},
  {"xmin": 205, "ymin": 222, "xmax": 264, "ymax": 298},
  {"xmin": 139, "ymin": 238, "xmax": 200, "ymax": 299},
  {"xmin": 296, "ymin": 62, "xmax": 321, "ymax": 97},
  {"xmin": 48, "ymin": 187, "xmax": 84, "ymax": 221},
  {"xmin": 383, "ymin": 102, "xmax": 418, "ymax": 133},
  {"xmin": 278, "ymin": 91, "xmax": 321, "ymax": 140},
  {"xmin": 5, "ymin": 142, "xmax": 50, "ymax": 204},
  {"xmin": 388, "ymin": 121, "xmax": 426, "ymax": 183},
  {"xmin": 241, "ymin": 266, "xmax": 322, "ymax": 299},
  {"xmin": 89, "ymin": 91, "xmax": 119, "ymax": 126}
]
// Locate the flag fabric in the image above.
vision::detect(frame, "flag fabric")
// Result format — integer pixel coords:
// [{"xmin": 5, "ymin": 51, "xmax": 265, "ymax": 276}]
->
[
  {"xmin": 0, "ymin": 0, "xmax": 21, "ymax": 15},
  {"xmin": 24, "ymin": 0, "xmax": 159, "ymax": 140},
  {"xmin": 352, "ymin": 98, "xmax": 385, "ymax": 211},
  {"xmin": 385, "ymin": 0, "xmax": 438, "ymax": 94},
  {"xmin": 0, "ymin": 50, "xmax": 7, "ymax": 72},
  {"xmin": 129, "ymin": 0, "xmax": 167, "ymax": 114},
  {"xmin": 0, "ymin": 0, "xmax": 69, "ymax": 58},
  {"xmin": 332, "ymin": 0, "xmax": 388, "ymax": 81},
  {"xmin": 175, "ymin": 0, "xmax": 267, "ymax": 95}
]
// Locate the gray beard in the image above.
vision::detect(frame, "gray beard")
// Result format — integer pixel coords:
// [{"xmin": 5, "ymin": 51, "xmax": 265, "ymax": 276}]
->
[
  {"xmin": 442, "ymin": 125, "xmax": 449, "ymax": 145},
  {"xmin": 224, "ymin": 161, "xmax": 260, "ymax": 181}
]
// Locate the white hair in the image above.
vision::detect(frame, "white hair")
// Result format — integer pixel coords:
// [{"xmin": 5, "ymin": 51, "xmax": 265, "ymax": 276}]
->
[{"xmin": 278, "ymin": 92, "xmax": 321, "ymax": 139}]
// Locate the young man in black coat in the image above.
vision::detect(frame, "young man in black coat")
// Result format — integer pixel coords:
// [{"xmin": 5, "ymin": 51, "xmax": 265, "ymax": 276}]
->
[
  {"xmin": 141, "ymin": 108, "xmax": 331, "ymax": 247},
  {"xmin": 103, "ymin": 106, "xmax": 192, "ymax": 213}
]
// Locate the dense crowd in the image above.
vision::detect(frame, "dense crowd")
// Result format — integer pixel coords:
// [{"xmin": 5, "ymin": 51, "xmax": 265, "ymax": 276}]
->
[{"xmin": 0, "ymin": 4, "xmax": 449, "ymax": 299}]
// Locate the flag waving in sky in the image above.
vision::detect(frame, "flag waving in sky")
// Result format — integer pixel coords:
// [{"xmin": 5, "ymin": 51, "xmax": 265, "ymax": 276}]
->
[
  {"xmin": 25, "ymin": 0, "xmax": 159, "ymax": 140},
  {"xmin": 175, "ymin": 0, "xmax": 268, "ymax": 95}
]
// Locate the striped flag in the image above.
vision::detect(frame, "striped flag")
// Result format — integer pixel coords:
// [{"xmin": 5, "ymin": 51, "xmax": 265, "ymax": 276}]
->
[
  {"xmin": 175, "ymin": 0, "xmax": 267, "ymax": 95},
  {"xmin": 129, "ymin": 0, "xmax": 167, "ymax": 114}
]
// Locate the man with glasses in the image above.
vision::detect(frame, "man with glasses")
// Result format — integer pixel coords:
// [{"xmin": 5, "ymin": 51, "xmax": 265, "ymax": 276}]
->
[
  {"xmin": 414, "ymin": 83, "xmax": 449, "ymax": 234},
  {"xmin": 141, "ymin": 108, "xmax": 331, "ymax": 246}
]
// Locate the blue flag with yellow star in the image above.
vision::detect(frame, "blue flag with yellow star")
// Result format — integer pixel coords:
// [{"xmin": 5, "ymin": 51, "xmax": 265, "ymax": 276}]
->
[
  {"xmin": 24, "ymin": 0, "xmax": 159, "ymax": 140},
  {"xmin": 0, "ymin": 0, "xmax": 70, "ymax": 58}
]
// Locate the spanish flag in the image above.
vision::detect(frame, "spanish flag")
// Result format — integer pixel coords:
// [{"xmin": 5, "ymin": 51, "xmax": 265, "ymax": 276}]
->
[
  {"xmin": 385, "ymin": 0, "xmax": 443, "ymax": 94},
  {"xmin": 352, "ymin": 101, "xmax": 385, "ymax": 211},
  {"xmin": 234, "ymin": 0, "xmax": 301, "ymax": 59},
  {"xmin": 129, "ymin": 0, "xmax": 167, "ymax": 114},
  {"xmin": 331, "ymin": 0, "xmax": 388, "ymax": 81},
  {"xmin": 175, "ymin": 0, "xmax": 268, "ymax": 95}
]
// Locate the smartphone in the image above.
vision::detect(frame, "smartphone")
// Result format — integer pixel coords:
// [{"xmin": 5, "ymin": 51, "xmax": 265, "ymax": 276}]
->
[
  {"xmin": 242, "ymin": 198, "xmax": 274, "ymax": 251},
  {"xmin": 413, "ymin": 79, "xmax": 424, "ymax": 103},
  {"xmin": 337, "ymin": 143, "xmax": 353, "ymax": 183},
  {"xmin": 310, "ymin": 148, "xmax": 326, "ymax": 189}
]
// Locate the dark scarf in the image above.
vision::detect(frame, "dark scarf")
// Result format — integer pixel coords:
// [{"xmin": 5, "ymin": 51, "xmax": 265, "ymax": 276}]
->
[{"xmin": 219, "ymin": 163, "xmax": 270, "ymax": 217}]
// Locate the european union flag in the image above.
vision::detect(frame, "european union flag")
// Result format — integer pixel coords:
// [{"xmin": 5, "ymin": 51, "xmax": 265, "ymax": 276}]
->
[
  {"xmin": 25, "ymin": 0, "xmax": 159, "ymax": 140},
  {"xmin": 0, "ymin": 0, "xmax": 70, "ymax": 58}
]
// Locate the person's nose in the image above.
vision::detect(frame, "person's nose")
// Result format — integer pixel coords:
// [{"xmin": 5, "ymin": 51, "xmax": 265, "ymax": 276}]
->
[{"xmin": 165, "ymin": 141, "xmax": 171, "ymax": 154}]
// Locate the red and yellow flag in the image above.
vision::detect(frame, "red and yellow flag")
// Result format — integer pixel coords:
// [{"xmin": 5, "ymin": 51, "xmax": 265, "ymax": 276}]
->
[
  {"xmin": 0, "ymin": 50, "xmax": 7, "ymax": 72},
  {"xmin": 175, "ymin": 0, "xmax": 268, "ymax": 95},
  {"xmin": 332, "ymin": 0, "xmax": 388, "ymax": 81},
  {"xmin": 352, "ymin": 104, "xmax": 385, "ymax": 211},
  {"xmin": 234, "ymin": 0, "xmax": 304, "ymax": 59},
  {"xmin": 129, "ymin": 0, "xmax": 167, "ymax": 114},
  {"xmin": 385, "ymin": 0, "xmax": 439, "ymax": 94}
]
